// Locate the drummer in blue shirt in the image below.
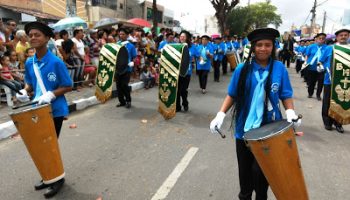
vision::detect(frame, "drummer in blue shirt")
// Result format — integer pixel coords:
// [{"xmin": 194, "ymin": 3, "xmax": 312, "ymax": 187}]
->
[
  {"xmin": 210, "ymin": 28, "xmax": 301, "ymax": 200},
  {"xmin": 196, "ymin": 35, "xmax": 213, "ymax": 94},
  {"xmin": 16, "ymin": 21, "xmax": 72, "ymax": 198}
]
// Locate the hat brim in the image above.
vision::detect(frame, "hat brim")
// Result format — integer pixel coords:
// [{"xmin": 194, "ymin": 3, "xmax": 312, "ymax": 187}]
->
[
  {"xmin": 247, "ymin": 28, "xmax": 280, "ymax": 42},
  {"xmin": 335, "ymin": 29, "xmax": 350, "ymax": 36},
  {"xmin": 24, "ymin": 22, "xmax": 54, "ymax": 38}
]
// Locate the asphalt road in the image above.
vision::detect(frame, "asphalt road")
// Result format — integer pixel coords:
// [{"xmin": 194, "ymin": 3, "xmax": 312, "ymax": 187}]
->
[{"xmin": 0, "ymin": 64, "xmax": 349, "ymax": 200}]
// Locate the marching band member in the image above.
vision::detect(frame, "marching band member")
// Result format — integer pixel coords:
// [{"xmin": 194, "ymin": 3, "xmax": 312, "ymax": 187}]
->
[
  {"xmin": 210, "ymin": 28, "xmax": 300, "ymax": 200},
  {"xmin": 304, "ymin": 33, "xmax": 328, "ymax": 100},
  {"xmin": 212, "ymin": 37, "xmax": 226, "ymax": 82},
  {"xmin": 320, "ymin": 28, "xmax": 349, "ymax": 133},
  {"xmin": 196, "ymin": 35, "xmax": 213, "ymax": 94},
  {"xmin": 176, "ymin": 30, "xmax": 198, "ymax": 112},
  {"xmin": 115, "ymin": 28, "xmax": 137, "ymax": 108},
  {"xmin": 16, "ymin": 21, "xmax": 72, "ymax": 198}
]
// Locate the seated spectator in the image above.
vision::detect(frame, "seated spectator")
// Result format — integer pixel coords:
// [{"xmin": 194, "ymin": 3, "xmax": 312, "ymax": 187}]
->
[
  {"xmin": 139, "ymin": 65, "xmax": 155, "ymax": 89},
  {"xmin": 83, "ymin": 47, "xmax": 97, "ymax": 87},
  {"xmin": 149, "ymin": 61, "xmax": 159, "ymax": 85},
  {"xmin": 0, "ymin": 54, "xmax": 22, "ymax": 102},
  {"xmin": 6, "ymin": 50, "xmax": 24, "ymax": 87}
]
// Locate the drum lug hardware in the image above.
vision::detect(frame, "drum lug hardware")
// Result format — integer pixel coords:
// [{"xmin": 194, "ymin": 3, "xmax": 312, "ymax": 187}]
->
[
  {"xmin": 287, "ymin": 139, "xmax": 293, "ymax": 148},
  {"xmin": 31, "ymin": 115, "xmax": 39, "ymax": 123},
  {"xmin": 262, "ymin": 146, "xmax": 269, "ymax": 155}
]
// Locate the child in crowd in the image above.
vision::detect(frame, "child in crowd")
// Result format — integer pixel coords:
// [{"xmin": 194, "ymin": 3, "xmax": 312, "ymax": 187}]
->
[
  {"xmin": 0, "ymin": 54, "xmax": 22, "ymax": 102},
  {"xmin": 149, "ymin": 61, "xmax": 159, "ymax": 86},
  {"xmin": 6, "ymin": 50, "xmax": 24, "ymax": 87},
  {"xmin": 24, "ymin": 47, "xmax": 35, "ymax": 61},
  {"xmin": 83, "ymin": 47, "xmax": 97, "ymax": 87},
  {"xmin": 139, "ymin": 64, "xmax": 155, "ymax": 89}
]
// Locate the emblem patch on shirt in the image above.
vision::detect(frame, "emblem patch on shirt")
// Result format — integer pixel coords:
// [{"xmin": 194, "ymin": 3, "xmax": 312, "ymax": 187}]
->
[
  {"xmin": 271, "ymin": 83, "xmax": 279, "ymax": 93},
  {"xmin": 47, "ymin": 72, "xmax": 57, "ymax": 82}
]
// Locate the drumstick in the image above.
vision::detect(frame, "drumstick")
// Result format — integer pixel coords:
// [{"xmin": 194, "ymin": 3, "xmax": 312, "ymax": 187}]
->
[
  {"xmin": 215, "ymin": 126, "xmax": 226, "ymax": 139},
  {"xmin": 292, "ymin": 114, "xmax": 303, "ymax": 122},
  {"xmin": 12, "ymin": 101, "xmax": 39, "ymax": 110}
]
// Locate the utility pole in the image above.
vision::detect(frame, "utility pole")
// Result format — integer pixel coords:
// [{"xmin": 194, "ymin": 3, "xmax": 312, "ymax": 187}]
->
[
  {"xmin": 66, "ymin": 0, "xmax": 77, "ymax": 17},
  {"xmin": 322, "ymin": 11, "xmax": 326, "ymax": 33},
  {"xmin": 310, "ymin": 0, "xmax": 317, "ymax": 36}
]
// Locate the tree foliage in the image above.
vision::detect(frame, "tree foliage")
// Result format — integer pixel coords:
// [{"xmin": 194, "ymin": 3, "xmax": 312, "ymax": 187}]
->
[
  {"xmin": 209, "ymin": 0, "xmax": 239, "ymax": 35},
  {"xmin": 227, "ymin": 2, "xmax": 282, "ymax": 36}
]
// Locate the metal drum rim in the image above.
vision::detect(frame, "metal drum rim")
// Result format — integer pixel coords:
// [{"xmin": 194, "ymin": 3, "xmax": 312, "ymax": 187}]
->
[
  {"xmin": 9, "ymin": 104, "xmax": 50, "ymax": 116},
  {"xmin": 243, "ymin": 120, "xmax": 293, "ymax": 141}
]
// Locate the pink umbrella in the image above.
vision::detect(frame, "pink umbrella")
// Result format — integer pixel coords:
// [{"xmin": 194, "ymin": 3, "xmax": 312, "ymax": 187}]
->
[{"xmin": 127, "ymin": 18, "xmax": 151, "ymax": 28}]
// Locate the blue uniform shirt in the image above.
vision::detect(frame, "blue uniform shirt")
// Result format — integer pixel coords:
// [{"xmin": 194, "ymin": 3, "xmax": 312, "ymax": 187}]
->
[
  {"xmin": 213, "ymin": 42, "xmax": 226, "ymax": 61},
  {"xmin": 119, "ymin": 41, "xmax": 137, "ymax": 72},
  {"xmin": 226, "ymin": 41, "xmax": 233, "ymax": 52},
  {"xmin": 227, "ymin": 60, "xmax": 293, "ymax": 139},
  {"xmin": 319, "ymin": 45, "xmax": 333, "ymax": 85},
  {"xmin": 305, "ymin": 43, "xmax": 327, "ymax": 71},
  {"xmin": 25, "ymin": 50, "xmax": 73, "ymax": 117},
  {"xmin": 186, "ymin": 44, "xmax": 198, "ymax": 76},
  {"xmin": 196, "ymin": 44, "xmax": 214, "ymax": 70},
  {"xmin": 233, "ymin": 41, "xmax": 241, "ymax": 51}
]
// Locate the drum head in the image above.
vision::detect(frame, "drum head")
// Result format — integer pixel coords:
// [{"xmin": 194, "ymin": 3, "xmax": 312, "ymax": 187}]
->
[
  {"xmin": 244, "ymin": 120, "xmax": 292, "ymax": 141},
  {"xmin": 116, "ymin": 46, "xmax": 129, "ymax": 75},
  {"xmin": 179, "ymin": 45, "xmax": 189, "ymax": 77}
]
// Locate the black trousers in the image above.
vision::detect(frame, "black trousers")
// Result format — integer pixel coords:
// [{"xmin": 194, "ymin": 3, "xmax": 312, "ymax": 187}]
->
[
  {"xmin": 176, "ymin": 75, "xmax": 191, "ymax": 110},
  {"xmin": 307, "ymin": 70, "xmax": 324, "ymax": 97},
  {"xmin": 213, "ymin": 60, "xmax": 221, "ymax": 81},
  {"xmin": 197, "ymin": 70, "xmax": 209, "ymax": 89},
  {"xmin": 116, "ymin": 72, "xmax": 131, "ymax": 105},
  {"xmin": 282, "ymin": 53, "xmax": 291, "ymax": 68},
  {"xmin": 222, "ymin": 56, "xmax": 228, "ymax": 74},
  {"xmin": 53, "ymin": 117, "xmax": 64, "ymax": 138},
  {"xmin": 322, "ymin": 85, "xmax": 341, "ymax": 127},
  {"xmin": 296, "ymin": 60, "xmax": 304, "ymax": 73},
  {"xmin": 236, "ymin": 139, "xmax": 269, "ymax": 200}
]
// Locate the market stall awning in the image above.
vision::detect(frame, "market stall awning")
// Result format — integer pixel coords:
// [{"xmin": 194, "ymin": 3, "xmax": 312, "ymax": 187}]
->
[{"xmin": 0, "ymin": 4, "xmax": 61, "ymax": 20}]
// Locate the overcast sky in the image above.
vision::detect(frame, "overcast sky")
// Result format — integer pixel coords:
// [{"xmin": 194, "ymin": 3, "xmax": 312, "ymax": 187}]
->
[{"xmin": 156, "ymin": 0, "xmax": 348, "ymax": 34}]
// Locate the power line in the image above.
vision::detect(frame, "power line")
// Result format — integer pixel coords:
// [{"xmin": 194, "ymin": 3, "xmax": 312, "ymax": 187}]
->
[{"xmin": 303, "ymin": 12, "xmax": 311, "ymax": 25}]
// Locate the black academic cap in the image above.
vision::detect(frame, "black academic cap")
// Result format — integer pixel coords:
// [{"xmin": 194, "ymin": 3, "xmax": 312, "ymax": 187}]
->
[
  {"xmin": 247, "ymin": 28, "xmax": 280, "ymax": 42},
  {"xmin": 201, "ymin": 35, "xmax": 210, "ymax": 40},
  {"xmin": 24, "ymin": 21, "xmax": 54, "ymax": 38},
  {"xmin": 180, "ymin": 30, "xmax": 192, "ymax": 38},
  {"xmin": 314, "ymin": 32, "xmax": 326, "ymax": 38},
  {"xmin": 335, "ymin": 28, "xmax": 350, "ymax": 36}
]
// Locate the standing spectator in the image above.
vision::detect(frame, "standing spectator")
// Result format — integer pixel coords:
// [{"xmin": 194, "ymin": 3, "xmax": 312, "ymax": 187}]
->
[
  {"xmin": 88, "ymin": 29, "xmax": 100, "ymax": 67},
  {"xmin": 15, "ymin": 30, "xmax": 30, "ymax": 69},
  {"xmin": 71, "ymin": 28, "xmax": 85, "ymax": 89},
  {"xmin": 145, "ymin": 32, "xmax": 156, "ymax": 61}
]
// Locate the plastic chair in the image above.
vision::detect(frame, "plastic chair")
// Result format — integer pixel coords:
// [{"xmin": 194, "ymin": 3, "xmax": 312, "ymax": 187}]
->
[{"xmin": 0, "ymin": 84, "xmax": 14, "ymax": 107}]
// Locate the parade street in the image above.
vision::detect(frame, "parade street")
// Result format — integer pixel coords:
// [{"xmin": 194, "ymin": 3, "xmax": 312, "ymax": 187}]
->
[{"xmin": 1, "ymin": 65, "xmax": 350, "ymax": 200}]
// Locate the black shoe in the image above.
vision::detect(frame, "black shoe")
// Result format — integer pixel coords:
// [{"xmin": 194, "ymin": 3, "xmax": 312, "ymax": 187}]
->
[
  {"xmin": 125, "ymin": 102, "xmax": 131, "ymax": 108},
  {"xmin": 34, "ymin": 180, "xmax": 50, "ymax": 190},
  {"xmin": 335, "ymin": 125, "xmax": 344, "ymax": 133},
  {"xmin": 116, "ymin": 103, "xmax": 126, "ymax": 107},
  {"xmin": 184, "ymin": 105, "xmax": 189, "ymax": 112},
  {"xmin": 317, "ymin": 96, "xmax": 321, "ymax": 101},
  {"xmin": 324, "ymin": 125, "xmax": 332, "ymax": 131},
  {"xmin": 308, "ymin": 95, "xmax": 312, "ymax": 98},
  {"xmin": 176, "ymin": 107, "xmax": 181, "ymax": 112},
  {"xmin": 43, "ymin": 178, "xmax": 65, "ymax": 198}
]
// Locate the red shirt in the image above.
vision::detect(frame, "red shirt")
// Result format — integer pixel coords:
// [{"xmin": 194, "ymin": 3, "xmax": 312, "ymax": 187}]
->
[{"xmin": 1, "ymin": 65, "xmax": 12, "ymax": 79}]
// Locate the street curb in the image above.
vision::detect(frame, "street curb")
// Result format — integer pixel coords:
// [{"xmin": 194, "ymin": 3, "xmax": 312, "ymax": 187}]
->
[{"xmin": 0, "ymin": 81, "xmax": 144, "ymax": 140}]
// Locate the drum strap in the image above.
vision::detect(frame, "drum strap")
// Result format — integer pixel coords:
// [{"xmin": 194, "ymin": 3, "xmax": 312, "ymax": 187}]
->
[{"xmin": 32, "ymin": 59, "xmax": 47, "ymax": 100}]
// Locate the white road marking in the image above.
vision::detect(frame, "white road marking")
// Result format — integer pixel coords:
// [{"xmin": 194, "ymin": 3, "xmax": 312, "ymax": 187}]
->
[{"xmin": 151, "ymin": 147, "xmax": 199, "ymax": 200}]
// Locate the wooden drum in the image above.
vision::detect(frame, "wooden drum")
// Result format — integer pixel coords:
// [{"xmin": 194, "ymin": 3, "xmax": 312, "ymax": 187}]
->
[
  {"xmin": 244, "ymin": 120, "xmax": 308, "ymax": 200},
  {"xmin": 10, "ymin": 104, "xmax": 65, "ymax": 184},
  {"xmin": 226, "ymin": 51, "xmax": 238, "ymax": 70}
]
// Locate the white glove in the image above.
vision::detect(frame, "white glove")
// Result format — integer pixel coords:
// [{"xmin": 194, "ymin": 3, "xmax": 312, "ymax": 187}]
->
[
  {"xmin": 286, "ymin": 109, "xmax": 301, "ymax": 128},
  {"xmin": 210, "ymin": 111, "xmax": 226, "ymax": 134},
  {"xmin": 128, "ymin": 61, "xmax": 134, "ymax": 67},
  {"xmin": 16, "ymin": 89, "xmax": 30, "ymax": 102},
  {"xmin": 38, "ymin": 91, "xmax": 56, "ymax": 105},
  {"xmin": 317, "ymin": 62, "xmax": 325, "ymax": 72}
]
